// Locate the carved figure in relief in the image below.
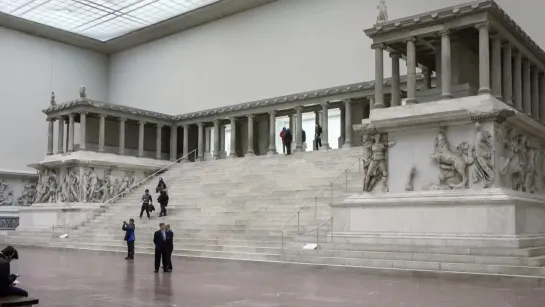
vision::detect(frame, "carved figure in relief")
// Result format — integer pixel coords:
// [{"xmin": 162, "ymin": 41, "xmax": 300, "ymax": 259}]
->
[
  {"xmin": 376, "ymin": 0, "xmax": 388, "ymax": 24},
  {"xmin": 499, "ymin": 128, "xmax": 526, "ymax": 191},
  {"xmin": 35, "ymin": 170, "xmax": 57, "ymax": 203},
  {"xmin": 360, "ymin": 134, "xmax": 373, "ymax": 183},
  {"xmin": 98, "ymin": 175, "xmax": 117, "ymax": 203},
  {"xmin": 56, "ymin": 172, "xmax": 69, "ymax": 203},
  {"xmin": 50, "ymin": 91, "xmax": 56, "ymax": 106},
  {"xmin": 17, "ymin": 181, "xmax": 37, "ymax": 206},
  {"xmin": 363, "ymin": 133, "xmax": 395, "ymax": 193},
  {"xmin": 524, "ymin": 137, "xmax": 539, "ymax": 194},
  {"xmin": 46, "ymin": 172, "xmax": 58, "ymax": 203},
  {"xmin": 67, "ymin": 169, "xmax": 80, "ymax": 202},
  {"xmin": 472, "ymin": 123, "xmax": 495, "ymax": 188},
  {"xmin": 405, "ymin": 166, "xmax": 416, "ymax": 191},
  {"xmin": 0, "ymin": 191, "xmax": 13, "ymax": 206},
  {"xmin": 429, "ymin": 127, "xmax": 475, "ymax": 189},
  {"xmin": 116, "ymin": 177, "xmax": 130, "ymax": 198}
]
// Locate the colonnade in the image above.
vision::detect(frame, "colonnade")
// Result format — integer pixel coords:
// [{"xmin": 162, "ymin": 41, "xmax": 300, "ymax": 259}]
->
[
  {"xmin": 373, "ymin": 21, "xmax": 545, "ymax": 123},
  {"xmin": 45, "ymin": 98, "xmax": 360, "ymax": 161}
]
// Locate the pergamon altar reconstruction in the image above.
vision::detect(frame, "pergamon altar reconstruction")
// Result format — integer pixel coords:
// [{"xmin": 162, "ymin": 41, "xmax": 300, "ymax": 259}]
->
[{"xmin": 3, "ymin": 0, "xmax": 545, "ymax": 305}]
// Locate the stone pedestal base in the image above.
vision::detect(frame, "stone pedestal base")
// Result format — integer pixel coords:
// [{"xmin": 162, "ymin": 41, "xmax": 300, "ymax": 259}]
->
[
  {"xmin": 17, "ymin": 203, "xmax": 102, "ymax": 232},
  {"xmin": 332, "ymin": 189, "xmax": 545, "ymax": 248}
]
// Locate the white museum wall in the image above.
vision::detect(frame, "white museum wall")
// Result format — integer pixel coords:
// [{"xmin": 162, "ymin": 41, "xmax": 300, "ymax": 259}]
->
[{"xmin": 0, "ymin": 27, "xmax": 109, "ymax": 172}]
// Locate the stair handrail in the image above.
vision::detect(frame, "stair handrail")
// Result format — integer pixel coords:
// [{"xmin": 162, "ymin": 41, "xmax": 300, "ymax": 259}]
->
[
  {"xmin": 52, "ymin": 149, "xmax": 198, "ymax": 231},
  {"xmin": 280, "ymin": 155, "xmax": 364, "ymax": 251}
]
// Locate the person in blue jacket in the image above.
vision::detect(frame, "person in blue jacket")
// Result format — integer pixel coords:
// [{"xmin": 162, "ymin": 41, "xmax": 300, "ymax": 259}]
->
[{"xmin": 122, "ymin": 219, "xmax": 135, "ymax": 260}]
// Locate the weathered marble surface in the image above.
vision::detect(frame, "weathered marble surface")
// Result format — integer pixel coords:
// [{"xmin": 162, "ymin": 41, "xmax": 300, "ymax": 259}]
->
[{"xmin": 13, "ymin": 248, "xmax": 545, "ymax": 307}]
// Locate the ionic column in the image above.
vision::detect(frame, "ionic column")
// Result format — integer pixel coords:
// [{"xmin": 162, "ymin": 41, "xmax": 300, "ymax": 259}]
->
[
  {"xmin": 406, "ymin": 37, "xmax": 418, "ymax": 104},
  {"xmin": 138, "ymin": 121, "xmax": 145, "ymax": 157},
  {"xmin": 321, "ymin": 103, "xmax": 331, "ymax": 150},
  {"xmin": 423, "ymin": 67, "xmax": 432, "ymax": 89},
  {"xmin": 197, "ymin": 123, "xmax": 204, "ymax": 161},
  {"xmin": 219, "ymin": 125, "xmax": 226, "ymax": 158},
  {"xmin": 476, "ymin": 22, "xmax": 491, "ymax": 94},
  {"xmin": 373, "ymin": 44, "xmax": 385, "ymax": 108},
  {"xmin": 57, "ymin": 117, "xmax": 64, "ymax": 154},
  {"xmin": 169, "ymin": 124, "xmax": 178, "ymax": 161},
  {"xmin": 314, "ymin": 110, "xmax": 321, "ymax": 126},
  {"xmin": 491, "ymin": 35, "xmax": 502, "ymax": 100},
  {"xmin": 440, "ymin": 30, "xmax": 452, "ymax": 99},
  {"xmin": 46, "ymin": 118, "xmax": 54, "ymax": 155},
  {"xmin": 294, "ymin": 107, "xmax": 303, "ymax": 152},
  {"xmin": 228, "ymin": 118, "xmax": 237, "ymax": 158},
  {"xmin": 98, "ymin": 114, "xmax": 106, "ymax": 152},
  {"xmin": 523, "ymin": 60, "xmax": 532, "ymax": 116},
  {"xmin": 246, "ymin": 115, "xmax": 255, "ymax": 156},
  {"xmin": 213, "ymin": 120, "xmax": 221, "ymax": 159},
  {"xmin": 79, "ymin": 112, "xmax": 86, "ymax": 150},
  {"xmin": 156, "ymin": 124, "xmax": 163, "ymax": 160},
  {"xmin": 268, "ymin": 111, "xmax": 277, "ymax": 155},
  {"xmin": 514, "ymin": 52, "xmax": 523, "ymax": 110},
  {"xmin": 118, "ymin": 118, "xmax": 126, "ymax": 155},
  {"xmin": 532, "ymin": 67, "xmax": 540, "ymax": 120},
  {"xmin": 67, "ymin": 114, "xmax": 75, "ymax": 152},
  {"xmin": 540, "ymin": 74, "xmax": 545, "ymax": 125},
  {"xmin": 502, "ymin": 43, "xmax": 513, "ymax": 105},
  {"xmin": 343, "ymin": 99, "xmax": 352, "ymax": 148},
  {"xmin": 390, "ymin": 52, "xmax": 401, "ymax": 106},
  {"xmin": 182, "ymin": 124, "xmax": 190, "ymax": 160}
]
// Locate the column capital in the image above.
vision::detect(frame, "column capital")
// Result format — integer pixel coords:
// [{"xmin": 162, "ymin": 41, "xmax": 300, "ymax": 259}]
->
[
  {"xmin": 389, "ymin": 51, "xmax": 401, "ymax": 59},
  {"xmin": 320, "ymin": 102, "xmax": 329, "ymax": 108},
  {"xmin": 183, "ymin": 123, "xmax": 190, "ymax": 129},
  {"xmin": 475, "ymin": 21, "xmax": 489, "ymax": 30},
  {"xmin": 502, "ymin": 42, "xmax": 512, "ymax": 50},
  {"xmin": 118, "ymin": 117, "xmax": 127, "ymax": 122},
  {"xmin": 294, "ymin": 106, "xmax": 303, "ymax": 111},
  {"xmin": 68, "ymin": 113, "xmax": 75, "ymax": 118},
  {"xmin": 269, "ymin": 110, "xmax": 276, "ymax": 116},
  {"xmin": 79, "ymin": 111, "xmax": 88, "ymax": 116},
  {"xmin": 157, "ymin": 124, "xmax": 164, "ymax": 128},
  {"xmin": 55, "ymin": 116, "xmax": 64, "ymax": 121},
  {"xmin": 197, "ymin": 122, "xmax": 204, "ymax": 127},
  {"xmin": 343, "ymin": 98, "xmax": 352, "ymax": 104},
  {"xmin": 438, "ymin": 29, "xmax": 450, "ymax": 36},
  {"xmin": 99, "ymin": 114, "xmax": 107, "ymax": 119},
  {"xmin": 138, "ymin": 120, "xmax": 146, "ymax": 125},
  {"xmin": 247, "ymin": 114, "xmax": 254, "ymax": 119},
  {"xmin": 46, "ymin": 117, "xmax": 54, "ymax": 122},
  {"xmin": 405, "ymin": 36, "xmax": 417, "ymax": 43},
  {"xmin": 371, "ymin": 43, "xmax": 385, "ymax": 50}
]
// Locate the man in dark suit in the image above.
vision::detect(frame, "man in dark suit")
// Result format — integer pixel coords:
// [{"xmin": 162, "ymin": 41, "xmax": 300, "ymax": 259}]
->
[
  {"xmin": 165, "ymin": 224, "xmax": 174, "ymax": 271},
  {"xmin": 152, "ymin": 223, "xmax": 168, "ymax": 273}
]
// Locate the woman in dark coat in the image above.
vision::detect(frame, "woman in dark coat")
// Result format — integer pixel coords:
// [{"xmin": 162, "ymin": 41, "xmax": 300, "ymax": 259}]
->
[{"xmin": 156, "ymin": 177, "xmax": 167, "ymax": 193}]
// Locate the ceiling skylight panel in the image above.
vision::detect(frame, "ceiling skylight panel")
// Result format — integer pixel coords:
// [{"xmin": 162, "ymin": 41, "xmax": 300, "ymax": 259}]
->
[{"xmin": 0, "ymin": 0, "xmax": 222, "ymax": 41}]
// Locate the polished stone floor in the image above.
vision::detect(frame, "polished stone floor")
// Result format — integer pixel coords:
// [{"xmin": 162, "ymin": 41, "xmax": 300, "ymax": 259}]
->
[{"xmin": 9, "ymin": 247, "xmax": 545, "ymax": 307}]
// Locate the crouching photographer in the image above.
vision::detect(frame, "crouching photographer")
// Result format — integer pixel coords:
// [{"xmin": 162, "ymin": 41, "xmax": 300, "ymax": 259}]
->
[
  {"xmin": 122, "ymin": 219, "xmax": 135, "ymax": 260},
  {"xmin": 0, "ymin": 246, "xmax": 27, "ymax": 297}
]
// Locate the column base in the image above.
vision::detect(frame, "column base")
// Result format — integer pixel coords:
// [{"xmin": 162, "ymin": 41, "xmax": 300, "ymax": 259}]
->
[
  {"xmin": 213, "ymin": 155, "xmax": 221, "ymax": 160},
  {"xmin": 405, "ymin": 98, "xmax": 418, "ymax": 105},
  {"xmin": 440, "ymin": 93, "xmax": 453, "ymax": 100},
  {"xmin": 478, "ymin": 87, "xmax": 492, "ymax": 95},
  {"xmin": 294, "ymin": 145, "xmax": 304, "ymax": 153},
  {"xmin": 98, "ymin": 148, "xmax": 105, "ymax": 153},
  {"xmin": 342, "ymin": 143, "xmax": 352, "ymax": 149},
  {"xmin": 245, "ymin": 151, "xmax": 255, "ymax": 157},
  {"xmin": 228, "ymin": 153, "xmax": 237, "ymax": 159},
  {"xmin": 373, "ymin": 103, "xmax": 386, "ymax": 109},
  {"xmin": 320, "ymin": 144, "xmax": 331, "ymax": 151},
  {"xmin": 46, "ymin": 152, "xmax": 53, "ymax": 156},
  {"xmin": 56, "ymin": 151, "xmax": 64, "ymax": 155},
  {"xmin": 197, "ymin": 155, "xmax": 204, "ymax": 161},
  {"xmin": 267, "ymin": 148, "xmax": 278, "ymax": 155}
]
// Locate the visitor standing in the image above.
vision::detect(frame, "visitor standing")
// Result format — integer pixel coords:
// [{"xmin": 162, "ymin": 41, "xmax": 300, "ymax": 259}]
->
[
  {"xmin": 165, "ymin": 224, "xmax": 174, "ymax": 271},
  {"xmin": 156, "ymin": 177, "xmax": 167, "ymax": 194},
  {"xmin": 140, "ymin": 189, "xmax": 152, "ymax": 220},
  {"xmin": 122, "ymin": 219, "xmax": 135, "ymax": 260},
  {"xmin": 315, "ymin": 123, "xmax": 322, "ymax": 150},
  {"xmin": 302, "ymin": 129, "xmax": 307, "ymax": 151},
  {"xmin": 284, "ymin": 128, "xmax": 293, "ymax": 155},
  {"xmin": 280, "ymin": 127, "xmax": 287, "ymax": 154},
  {"xmin": 158, "ymin": 190, "xmax": 169, "ymax": 217},
  {"xmin": 0, "ymin": 246, "xmax": 27, "ymax": 298},
  {"xmin": 153, "ymin": 223, "xmax": 168, "ymax": 273}
]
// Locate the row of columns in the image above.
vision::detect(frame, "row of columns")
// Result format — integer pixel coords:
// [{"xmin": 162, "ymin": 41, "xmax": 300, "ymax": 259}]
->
[
  {"xmin": 46, "ymin": 99, "xmax": 359, "ymax": 160},
  {"xmin": 373, "ymin": 21, "xmax": 545, "ymax": 123}
]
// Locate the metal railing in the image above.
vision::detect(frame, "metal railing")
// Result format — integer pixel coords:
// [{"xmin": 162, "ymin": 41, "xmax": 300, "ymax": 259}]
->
[
  {"xmin": 280, "ymin": 155, "xmax": 364, "ymax": 251},
  {"xmin": 51, "ymin": 149, "xmax": 198, "ymax": 235}
]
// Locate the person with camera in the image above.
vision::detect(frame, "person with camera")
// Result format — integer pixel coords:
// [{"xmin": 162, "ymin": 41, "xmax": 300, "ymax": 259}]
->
[
  {"xmin": 122, "ymin": 219, "xmax": 135, "ymax": 260},
  {"xmin": 0, "ymin": 246, "xmax": 27, "ymax": 297}
]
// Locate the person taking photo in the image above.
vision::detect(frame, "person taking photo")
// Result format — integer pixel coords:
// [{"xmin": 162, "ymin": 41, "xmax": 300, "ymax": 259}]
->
[{"xmin": 122, "ymin": 219, "xmax": 135, "ymax": 260}]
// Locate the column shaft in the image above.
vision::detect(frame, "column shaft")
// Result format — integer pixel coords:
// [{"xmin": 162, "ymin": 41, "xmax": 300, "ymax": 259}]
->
[
  {"xmin": 47, "ymin": 119, "xmax": 54, "ymax": 155},
  {"xmin": 182, "ymin": 124, "xmax": 189, "ymax": 160},
  {"xmin": 523, "ymin": 61, "xmax": 532, "ymax": 116},
  {"xmin": 406, "ymin": 38, "xmax": 418, "ymax": 104},
  {"xmin": 138, "ymin": 121, "xmax": 145, "ymax": 157},
  {"xmin": 343, "ymin": 99, "xmax": 352, "ymax": 148},
  {"xmin": 321, "ymin": 103, "xmax": 331, "ymax": 150},
  {"xmin": 502, "ymin": 44, "xmax": 513, "ymax": 105},
  {"xmin": 214, "ymin": 120, "xmax": 221, "ymax": 159},
  {"xmin": 477, "ymin": 23, "xmax": 491, "ymax": 94},
  {"xmin": 514, "ymin": 52, "xmax": 523, "ymax": 110},
  {"xmin": 118, "ymin": 118, "xmax": 126, "ymax": 155},
  {"xmin": 532, "ymin": 67, "xmax": 540, "ymax": 120},
  {"xmin": 295, "ymin": 107, "xmax": 303, "ymax": 152},
  {"xmin": 373, "ymin": 44, "xmax": 385, "ymax": 108},
  {"xmin": 268, "ymin": 112, "xmax": 277, "ymax": 154},
  {"xmin": 197, "ymin": 123, "xmax": 204, "ymax": 161},
  {"xmin": 67, "ymin": 114, "xmax": 75, "ymax": 152},
  {"xmin": 156, "ymin": 125, "xmax": 163, "ymax": 159},
  {"xmin": 491, "ymin": 35, "xmax": 502, "ymax": 99},
  {"xmin": 79, "ymin": 113, "xmax": 86, "ymax": 150},
  {"xmin": 390, "ymin": 53, "xmax": 401, "ymax": 106},
  {"xmin": 57, "ymin": 117, "xmax": 64, "ymax": 154},
  {"xmin": 540, "ymin": 74, "xmax": 545, "ymax": 125},
  {"xmin": 228, "ymin": 118, "xmax": 236, "ymax": 158},
  {"xmin": 169, "ymin": 124, "xmax": 178, "ymax": 161},
  {"xmin": 98, "ymin": 114, "xmax": 106, "ymax": 152},
  {"xmin": 440, "ymin": 31, "xmax": 452, "ymax": 99},
  {"xmin": 246, "ymin": 116, "xmax": 255, "ymax": 156}
]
